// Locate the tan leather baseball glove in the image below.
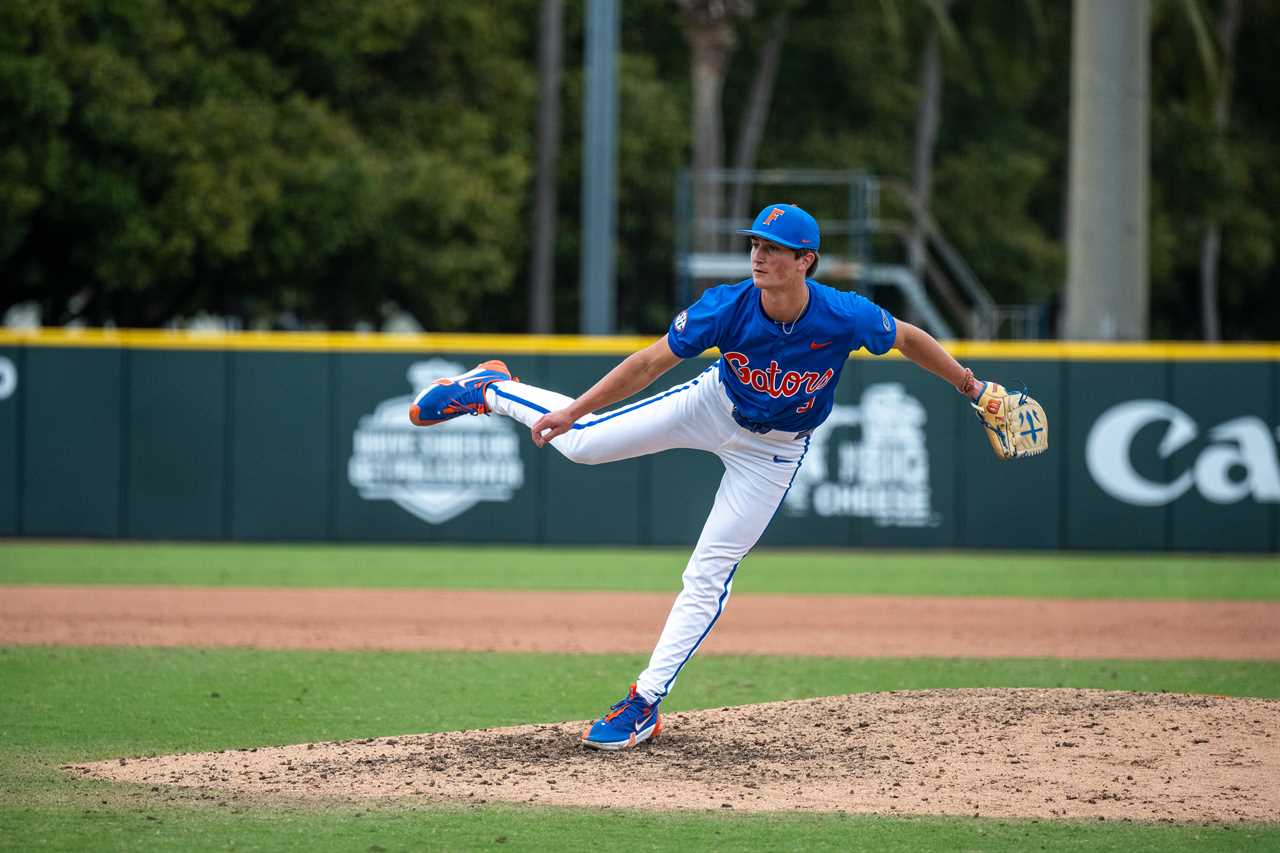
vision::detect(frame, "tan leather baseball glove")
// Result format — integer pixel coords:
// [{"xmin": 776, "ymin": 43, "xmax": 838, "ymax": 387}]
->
[{"xmin": 972, "ymin": 382, "xmax": 1048, "ymax": 459}]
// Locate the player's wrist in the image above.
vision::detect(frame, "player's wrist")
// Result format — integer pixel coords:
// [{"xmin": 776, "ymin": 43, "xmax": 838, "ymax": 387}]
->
[
  {"xmin": 955, "ymin": 367, "xmax": 985, "ymax": 400},
  {"xmin": 564, "ymin": 401, "xmax": 593, "ymax": 422}
]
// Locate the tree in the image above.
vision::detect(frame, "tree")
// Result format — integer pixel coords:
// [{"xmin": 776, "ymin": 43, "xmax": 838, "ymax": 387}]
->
[
  {"xmin": 1189, "ymin": 0, "xmax": 1242, "ymax": 341},
  {"xmin": 5, "ymin": 0, "xmax": 1280, "ymax": 339},
  {"xmin": 727, "ymin": 8, "xmax": 788, "ymax": 228},
  {"xmin": 928, "ymin": 0, "xmax": 1066, "ymax": 311},
  {"xmin": 679, "ymin": 0, "xmax": 750, "ymax": 261},
  {"xmin": 907, "ymin": 2, "xmax": 949, "ymax": 300},
  {"xmin": 1148, "ymin": 0, "xmax": 1272, "ymax": 339},
  {"xmin": 0, "ymin": 0, "xmax": 538, "ymax": 330},
  {"xmin": 529, "ymin": 0, "xmax": 564, "ymax": 334}
]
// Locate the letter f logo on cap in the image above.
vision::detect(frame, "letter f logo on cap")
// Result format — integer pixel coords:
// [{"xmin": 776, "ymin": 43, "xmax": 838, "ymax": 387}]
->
[{"xmin": 737, "ymin": 203, "xmax": 821, "ymax": 251}]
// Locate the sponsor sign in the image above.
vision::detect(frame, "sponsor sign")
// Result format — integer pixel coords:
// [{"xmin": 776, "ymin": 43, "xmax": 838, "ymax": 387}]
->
[
  {"xmin": 0, "ymin": 356, "xmax": 15, "ymax": 401},
  {"xmin": 347, "ymin": 359, "xmax": 525, "ymax": 524},
  {"xmin": 1086, "ymin": 400, "xmax": 1280, "ymax": 506},
  {"xmin": 784, "ymin": 382, "xmax": 939, "ymax": 527}
]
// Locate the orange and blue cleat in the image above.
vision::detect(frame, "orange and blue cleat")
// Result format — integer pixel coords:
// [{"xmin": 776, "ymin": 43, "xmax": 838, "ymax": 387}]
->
[
  {"xmin": 580, "ymin": 683, "xmax": 662, "ymax": 750},
  {"xmin": 408, "ymin": 359, "xmax": 515, "ymax": 426}
]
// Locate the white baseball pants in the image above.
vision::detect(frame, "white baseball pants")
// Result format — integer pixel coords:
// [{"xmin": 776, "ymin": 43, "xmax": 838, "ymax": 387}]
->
[{"xmin": 486, "ymin": 364, "xmax": 811, "ymax": 704}]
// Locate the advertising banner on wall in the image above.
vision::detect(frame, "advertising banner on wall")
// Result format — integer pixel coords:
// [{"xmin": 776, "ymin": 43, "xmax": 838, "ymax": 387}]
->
[
  {"xmin": 3, "ymin": 333, "xmax": 1275, "ymax": 552},
  {"xmin": 782, "ymin": 381, "xmax": 940, "ymax": 528},
  {"xmin": 332, "ymin": 351, "xmax": 543, "ymax": 543},
  {"xmin": 1069, "ymin": 361, "xmax": 1277, "ymax": 551},
  {"xmin": 1086, "ymin": 399, "xmax": 1280, "ymax": 508},
  {"xmin": 348, "ymin": 358, "xmax": 527, "ymax": 525},
  {"xmin": 751, "ymin": 359, "xmax": 962, "ymax": 550},
  {"xmin": 0, "ymin": 348, "xmax": 17, "ymax": 535}
]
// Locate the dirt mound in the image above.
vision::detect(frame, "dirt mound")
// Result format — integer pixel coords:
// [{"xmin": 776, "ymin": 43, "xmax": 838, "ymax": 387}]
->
[{"xmin": 69, "ymin": 688, "xmax": 1280, "ymax": 823}]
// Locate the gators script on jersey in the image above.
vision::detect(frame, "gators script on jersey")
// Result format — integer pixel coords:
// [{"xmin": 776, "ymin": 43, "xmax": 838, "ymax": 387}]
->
[{"xmin": 667, "ymin": 279, "xmax": 897, "ymax": 433}]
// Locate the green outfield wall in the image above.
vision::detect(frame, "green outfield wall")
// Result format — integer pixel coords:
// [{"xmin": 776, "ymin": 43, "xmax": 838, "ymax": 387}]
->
[{"xmin": 1, "ymin": 330, "xmax": 1277, "ymax": 551}]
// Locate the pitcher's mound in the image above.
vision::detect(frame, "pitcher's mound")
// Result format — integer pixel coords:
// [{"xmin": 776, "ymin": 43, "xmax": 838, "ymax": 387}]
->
[{"xmin": 69, "ymin": 689, "xmax": 1280, "ymax": 823}]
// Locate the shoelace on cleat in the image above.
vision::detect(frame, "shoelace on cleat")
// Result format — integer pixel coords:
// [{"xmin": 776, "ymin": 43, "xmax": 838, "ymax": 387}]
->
[
  {"xmin": 602, "ymin": 690, "xmax": 654, "ymax": 728},
  {"xmin": 443, "ymin": 398, "xmax": 483, "ymax": 415},
  {"xmin": 441, "ymin": 371, "xmax": 508, "ymax": 415},
  {"xmin": 440, "ymin": 387, "xmax": 488, "ymax": 416}
]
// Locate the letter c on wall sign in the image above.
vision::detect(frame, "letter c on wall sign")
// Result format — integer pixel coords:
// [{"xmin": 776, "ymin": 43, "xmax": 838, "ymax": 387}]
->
[{"xmin": 1086, "ymin": 400, "xmax": 1196, "ymax": 506}]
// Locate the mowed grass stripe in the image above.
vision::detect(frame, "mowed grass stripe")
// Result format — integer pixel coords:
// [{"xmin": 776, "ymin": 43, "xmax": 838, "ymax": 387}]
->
[
  {"xmin": 3, "ymin": 647, "xmax": 1278, "ymax": 764},
  {"xmin": 2, "ymin": 542, "xmax": 1278, "ymax": 600},
  {"xmin": 2, "ymin": 802, "xmax": 1274, "ymax": 853}
]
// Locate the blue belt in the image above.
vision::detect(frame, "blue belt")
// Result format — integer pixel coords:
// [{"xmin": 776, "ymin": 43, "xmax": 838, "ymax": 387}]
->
[
  {"xmin": 731, "ymin": 408, "xmax": 775, "ymax": 434},
  {"xmin": 730, "ymin": 407, "xmax": 813, "ymax": 440}
]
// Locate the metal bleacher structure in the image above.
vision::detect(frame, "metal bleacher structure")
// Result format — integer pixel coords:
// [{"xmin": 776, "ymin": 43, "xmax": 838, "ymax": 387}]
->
[{"xmin": 674, "ymin": 169, "xmax": 1045, "ymax": 340}]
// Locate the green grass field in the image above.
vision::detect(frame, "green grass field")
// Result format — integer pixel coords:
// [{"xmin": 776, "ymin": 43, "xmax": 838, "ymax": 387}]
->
[
  {"xmin": 3, "ymin": 541, "xmax": 1278, "ymax": 599},
  {"xmin": 2, "ymin": 541, "xmax": 1278, "ymax": 852}
]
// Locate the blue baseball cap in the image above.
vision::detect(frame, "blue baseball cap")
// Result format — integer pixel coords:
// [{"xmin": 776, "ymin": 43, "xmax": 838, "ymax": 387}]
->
[{"xmin": 737, "ymin": 203, "xmax": 820, "ymax": 251}]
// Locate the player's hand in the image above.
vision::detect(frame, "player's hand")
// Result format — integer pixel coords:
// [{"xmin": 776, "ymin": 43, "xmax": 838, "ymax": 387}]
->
[
  {"xmin": 970, "ymin": 381, "xmax": 1049, "ymax": 459},
  {"xmin": 531, "ymin": 409, "xmax": 575, "ymax": 447}
]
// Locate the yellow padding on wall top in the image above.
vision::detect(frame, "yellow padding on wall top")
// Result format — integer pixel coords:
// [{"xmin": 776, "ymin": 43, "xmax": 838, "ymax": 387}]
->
[{"xmin": 0, "ymin": 327, "xmax": 1277, "ymax": 361}]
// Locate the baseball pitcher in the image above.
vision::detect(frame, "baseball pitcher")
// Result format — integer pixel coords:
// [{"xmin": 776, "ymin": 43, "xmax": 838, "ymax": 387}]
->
[{"xmin": 409, "ymin": 203, "xmax": 1046, "ymax": 750}]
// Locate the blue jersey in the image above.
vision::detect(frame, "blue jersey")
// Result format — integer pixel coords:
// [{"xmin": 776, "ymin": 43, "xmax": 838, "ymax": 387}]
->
[{"xmin": 667, "ymin": 279, "xmax": 897, "ymax": 432}]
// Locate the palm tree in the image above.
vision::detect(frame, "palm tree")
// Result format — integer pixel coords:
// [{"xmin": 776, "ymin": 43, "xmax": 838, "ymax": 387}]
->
[
  {"xmin": 1187, "ymin": 0, "xmax": 1242, "ymax": 342},
  {"xmin": 728, "ymin": 8, "xmax": 789, "ymax": 229},
  {"xmin": 907, "ymin": 1, "xmax": 952, "ymax": 292},
  {"xmin": 680, "ymin": 0, "xmax": 751, "ymax": 263},
  {"xmin": 529, "ymin": 0, "xmax": 564, "ymax": 333}
]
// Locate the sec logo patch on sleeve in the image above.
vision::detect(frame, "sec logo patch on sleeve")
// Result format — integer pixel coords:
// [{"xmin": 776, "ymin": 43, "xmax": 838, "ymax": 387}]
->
[
  {"xmin": 674, "ymin": 310, "xmax": 688, "ymax": 332},
  {"xmin": 880, "ymin": 309, "xmax": 892, "ymax": 332}
]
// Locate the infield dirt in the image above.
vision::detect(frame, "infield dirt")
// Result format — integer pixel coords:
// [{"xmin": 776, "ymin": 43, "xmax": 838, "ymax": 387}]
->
[
  {"xmin": 5, "ymin": 585, "xmax": 1279, "ymax": 659},
  {"xmin": 71, "ymin": 688, "xmax": 1280, "ymax": 823}
]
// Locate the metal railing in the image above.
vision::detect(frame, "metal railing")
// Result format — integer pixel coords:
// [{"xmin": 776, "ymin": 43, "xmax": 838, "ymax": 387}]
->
[{"xmin": 675, "ymin": 168, "xmax": 1043, "ymax": 340}]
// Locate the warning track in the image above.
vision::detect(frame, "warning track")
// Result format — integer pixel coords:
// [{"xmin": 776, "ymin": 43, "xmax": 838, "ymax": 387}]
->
[{"xmin": 3, "ymin": 585, "xmax": 1278, "ymax": 659}]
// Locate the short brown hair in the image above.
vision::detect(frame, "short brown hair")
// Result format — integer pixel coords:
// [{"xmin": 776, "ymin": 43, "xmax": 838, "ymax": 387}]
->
[{"xmin": 795, "ymin": 250, "xmax": 819, "ymax": 277}]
